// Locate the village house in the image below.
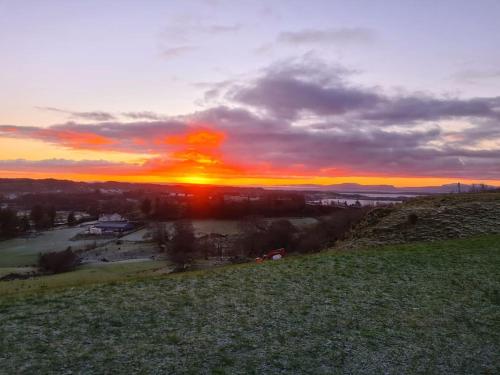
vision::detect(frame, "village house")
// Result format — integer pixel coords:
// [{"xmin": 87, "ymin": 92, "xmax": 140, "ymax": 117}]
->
[
  {"xmin": 98, "ymin": 213, "xmax": 126, "ymax": 222},
  {"xmin": 93, "ymin": 221, "xmax": 134, "ymax": 234},
  {"xmin": 87, "ymin": 213, "xmax": 133, "ymax": 235}
]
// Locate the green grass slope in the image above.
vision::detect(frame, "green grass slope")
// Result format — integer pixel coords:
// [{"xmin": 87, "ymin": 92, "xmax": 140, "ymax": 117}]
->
[
  {"xmin": 341, "ymin": 192, "xmax": 500, "ymax": 249},
  {"xmin": 1, "ymin": 235, "xmax": 499, "ymax": 374},
  {"xmin": 0, "ymin": 260, "xmax": 168, "ymax": 296}
]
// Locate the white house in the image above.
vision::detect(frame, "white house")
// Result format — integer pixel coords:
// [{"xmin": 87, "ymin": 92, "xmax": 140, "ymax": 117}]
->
[
  {"xmin": 88, "ymin": 227, "xmax": 103, "ymax": 235},
  {"xmin": 98, "ymin": 213, "xmax": 126, "ymax": 222}
]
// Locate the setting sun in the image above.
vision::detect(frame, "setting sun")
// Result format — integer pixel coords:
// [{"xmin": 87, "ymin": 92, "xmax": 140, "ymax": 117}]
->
[{"xmin": 179, "ymin": 175, "xmax": 214, "ymax": 184}]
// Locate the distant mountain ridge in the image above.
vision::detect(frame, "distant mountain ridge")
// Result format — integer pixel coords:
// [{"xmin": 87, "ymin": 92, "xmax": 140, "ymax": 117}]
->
[
  {"xmin": 0, "ymin": 178, "xmax": 496, "ymax": 195},
  {"xmin": 270, "ymin": 182, "xmax": 497, "ymax": 194},
  {"xmin": 0, "ymin": 178, "xmax": 264, "ymax": 194}
]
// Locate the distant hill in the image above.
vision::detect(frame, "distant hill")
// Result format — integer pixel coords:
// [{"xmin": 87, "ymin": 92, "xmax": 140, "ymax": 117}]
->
[
  {"xmin": 274, "ymin": 182, "xmax": 497, "ymax": 194},
  {"xmin": 0, "ymin": 178, "xmax": 264, "ymax": 195},
  {"xmin": 0, "ymin": 177, "xmax": 496, "ymax": 195},
  {"xmin": 340, "ymin": 192, "xmax": 500, "ymax": 249}
]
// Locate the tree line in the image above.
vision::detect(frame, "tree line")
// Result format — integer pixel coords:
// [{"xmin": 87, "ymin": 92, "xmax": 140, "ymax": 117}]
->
[
  {"xmin": 0, "ymin": 205, "xmax": 80, "ymax": 239},
  {"xmin": 139, "ymin": 193, "xmax": 336, "ymax": 221},
  {"xmin": 158, "ymin": 207, "xmax": 370, "ymax": 271}
]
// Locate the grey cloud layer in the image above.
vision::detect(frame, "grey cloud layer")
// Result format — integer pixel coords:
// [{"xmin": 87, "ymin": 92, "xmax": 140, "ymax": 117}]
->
[
  {"xmin": 37, "ymin": 107, "xmax": 168, "ymax": 122},
  {"xmin": 37, "ymin": 107, "xmax": 116, "ymax": 121},
  {"xmin": 230, "ymin": 65, "xmax": 500, "ymax": 124},
  {"xmin": 3, "ymin": 61, "xmax": 500, "ymax": 180}
]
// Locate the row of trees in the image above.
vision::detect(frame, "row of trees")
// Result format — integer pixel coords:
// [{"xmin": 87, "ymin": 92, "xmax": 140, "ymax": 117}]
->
[
  {"xmin": 9, "ymin": 191, "xmax": 135, "ymax": 217},
  {"xmin": 0, "ymin": 206, "xmax": 81, "ymax": 239},
  {"xmin": 236, "ymin": 207, "xmax": 370, "ymax": 257},
  {"xmin": 31, "ymin": 205, "xmax": 78, "ymax": 229},
  {"xmin": 141, "ymin": 198, "xmax": 179, "ymax": 220},
  {"xmin": 29, "ymin": 205, "xmax": 57, "ymax": 230},
  {"xmin": 161, "ymin": 207, "xmax": 370, "ymax": 270},
  {"xmin": 139, "ymin": 194, "xmax": 336, "ymax": 221}
]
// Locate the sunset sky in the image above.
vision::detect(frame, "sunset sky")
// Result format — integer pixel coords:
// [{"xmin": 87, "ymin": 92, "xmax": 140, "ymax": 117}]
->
[{"xmin": 1, "ymin": 0, "xmax": 499, "ymax": 187}]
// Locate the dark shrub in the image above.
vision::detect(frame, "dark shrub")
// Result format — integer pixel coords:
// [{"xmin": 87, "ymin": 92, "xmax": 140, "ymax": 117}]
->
[
  {"xmin": 237, "ymin": 216, "xmax": 267, "ymax": 257},
  {"xmin": 263, "ymin": 219, "xmax": 297, "ymax": 251},
  {"xmin": 295, "ymin": 227, "xmax": 328, "ymax": 254},
  {"xmin": 67, "ymin": 211, "xmax": 77, "ymax": 226},
  {"xmin": 228, "ymin": 255, "xmax": 249, "ymax": 264},
  {"xmin": 317, "ymin": 208, "xmax": 369, "ymax": 241},
  {"xmin": 407, "ymin": 212, "xmax": 419, "ymax": 225},
  {"xmin": 296, "ymin": 207, "xmax": 370, "ymax": 253},
  {"xmin": 235, "ymin": 218, "xmax": 297, "ymax": 257},
  {"xmin": 38, "ymin": 248, "xmax": 80, "ymax": 274},
  {"xmin": 140, "ymin": 198, "xmax": 152, "ymax": 217}
]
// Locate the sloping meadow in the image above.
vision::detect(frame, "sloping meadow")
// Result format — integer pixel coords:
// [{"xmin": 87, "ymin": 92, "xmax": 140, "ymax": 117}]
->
[
  {"xmin": 341, "ymin": 192, "xmax": 500, "ymax": 249},
  {"xmin": 1, "ymin": 235, "xmax": 499, "ymax": 374}
]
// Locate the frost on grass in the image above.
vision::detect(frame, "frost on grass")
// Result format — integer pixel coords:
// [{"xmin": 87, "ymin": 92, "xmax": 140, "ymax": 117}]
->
[
  {"xmin": 341, "ymin": 193, "xmax": 500, "ymax": 249},
  {"xmin": 0, "ymin": 235, "xmax": 499, "ymax": 374}
]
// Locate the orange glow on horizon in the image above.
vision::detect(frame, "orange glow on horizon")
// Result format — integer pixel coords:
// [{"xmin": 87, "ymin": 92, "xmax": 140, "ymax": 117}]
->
[
  {"xmin": 35, "ymin": 129, "xmax": 116, "ymax": 149},
  {"xmin": 1, "ymin": 168, "xmax": 498, "ymax": 188},
  {"xmin": 171, "ymin": 150, "xmax": 219, "ymax": 165},
  {"xmin": 1, "ymin": 126, "xmax": 498, "ymax": 188},
  {"xmin": 165, "ymin": 128, "xmax": 225, "ymax": 147}
]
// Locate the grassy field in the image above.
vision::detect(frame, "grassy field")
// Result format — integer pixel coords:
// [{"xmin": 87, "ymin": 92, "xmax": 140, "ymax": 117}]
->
[
  {"xmin": 0, "ymin": 260, "xmax": 167, "ymax": 296},
  {"xmin": 1, "ymin": 235, "xmax": 499, "ymax": 374},
  {"xmin": 0, "ymin": 217, "xmax": 320, "ymax": 269},
  {"xmin": 0, "ymin": 226, "xmax": 109, "ymax": 268}
]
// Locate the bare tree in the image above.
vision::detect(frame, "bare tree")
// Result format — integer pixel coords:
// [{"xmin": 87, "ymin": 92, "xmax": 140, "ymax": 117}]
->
[
  {"xmin": 169, "ymin": 220, "xmax": 195, "ymax": 270},
  {"xmin": 140, "ymin": 198, "xmax": 152, "ymax": 217},
  {"xmin": 153, "ymin": 222, "xmax": 167, "ymax": 250}
]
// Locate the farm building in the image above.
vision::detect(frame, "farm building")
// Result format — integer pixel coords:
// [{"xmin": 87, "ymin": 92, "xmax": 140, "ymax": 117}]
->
[
  {"xmin": 89, "ymin": 213, "xmax": 134, "ymax": 234},
  {"xmin": 99, "ymin": 213, "xmax": 126, "ymax": 222},
  {"xmin": 91, "ymin": 221, "xmax": 134, "ymax": 234},
  {"xmin": 88, "ymin": 226, "xmax": 103, "ymax": 235}
]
